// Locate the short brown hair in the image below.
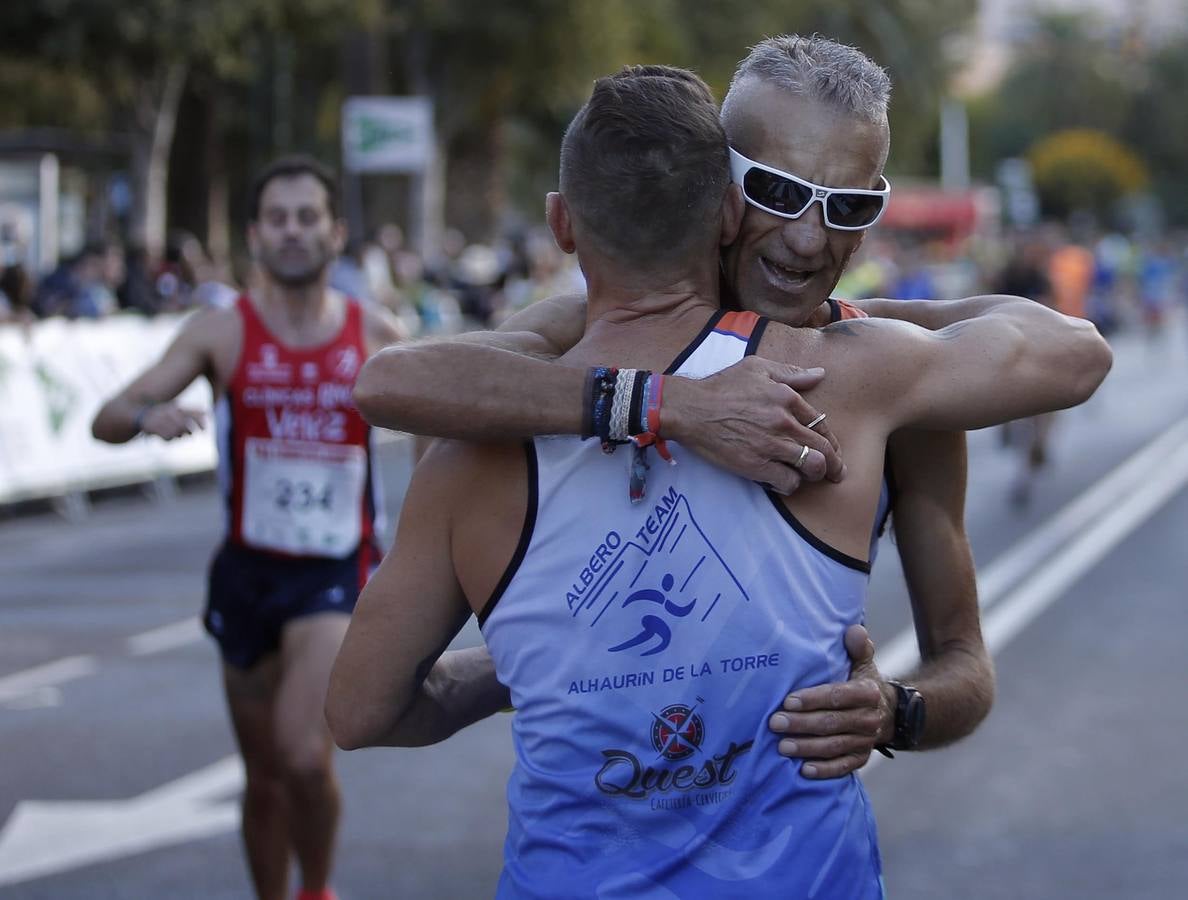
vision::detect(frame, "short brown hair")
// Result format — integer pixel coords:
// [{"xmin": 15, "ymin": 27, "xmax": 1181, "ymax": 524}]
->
[
  {"xmin": 250, "ymin": 155, "xmax": 339, "ymax": 221},
  {"xmin": 559, "ymin": 66, "xmax": 729, "ymax": 268}
]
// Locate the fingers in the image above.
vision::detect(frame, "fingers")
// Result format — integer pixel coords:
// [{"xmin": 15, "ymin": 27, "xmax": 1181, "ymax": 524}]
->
[
  {"xmin": 769, "ymin": 706, "xmax": 884, "ymax": 739},
  {"xmin": 796, "ymin": 751, "xmax": 872, "ymax": 780},
  {"xmin": 782, "ymin": 678, "xmax": 882, "ymax": 712},
  {"xmin": 144, "ymin": 404, "xmax": 206, "ymax": 440},
  {"xmin": 757, "ymin": 464, "xmax": 803, "ymax": 497},
  {"xmin": 843, "ymin": 624, "xmax": 876, "ymax": 669},
  {"xmin": 765, "ymin": 363, "xmax": 826, "ymax": 391}
]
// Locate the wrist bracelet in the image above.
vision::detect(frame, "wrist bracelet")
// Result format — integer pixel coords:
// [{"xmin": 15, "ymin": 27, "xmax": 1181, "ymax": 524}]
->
[{"xmin": 133, "ymin": 404, "xmax": 155, "ymax": 434}]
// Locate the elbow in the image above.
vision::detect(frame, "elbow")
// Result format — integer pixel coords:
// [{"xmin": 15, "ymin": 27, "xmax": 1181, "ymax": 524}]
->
[
  {"xmin": 352, "ymin": 353, "xmax": 388, "ymax": 427},
  {"xmin": 91, "ymin": 408, "xmax": 122, "ymax": 445},
  {"xmin": 1075, "ymin": 326, "xmax": 1113, "ymax": 403},
  {"xmin": 324, "ymin": 680, "xmax": 387, "ymax": 751},
  {"xmin": 1029, "ymin": 317, "xmax": 1113, "ymax": 412},
  {"xmin": 324, "ymin": 694, "xmax": 367, "ymax": 751},
  {"xmin": 353, "ymin": 347, "xmax": 418, "ymax": 430}
]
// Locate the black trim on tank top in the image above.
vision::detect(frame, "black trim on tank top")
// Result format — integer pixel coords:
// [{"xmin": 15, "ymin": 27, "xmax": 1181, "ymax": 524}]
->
[
  {"xmin": 877, "ymin": 449, "xmax": 897, "ymax": 538},
  {"xmin": 478, "ymin": 441, "xmax": 539, "ymax": 626},
  {"xmin": 827, "ymin": 298, "xmax": 843, "ymax": 324},
  {"xmin": 664, "ymin": 309, "xmax": 726, "ymax": 374},
  {"xmin": 764, "ymin": 491, "xmax": 871, "ymax": 574},
  {"xmin": 744, "ymin": 317, "xmax": 770, "ymax": 356}
]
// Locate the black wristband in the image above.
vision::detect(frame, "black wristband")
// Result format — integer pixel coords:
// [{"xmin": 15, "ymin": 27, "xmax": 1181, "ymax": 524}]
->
[{"xmin": 628, "ymin": 369, "xmax": 650, "ymax": 436}]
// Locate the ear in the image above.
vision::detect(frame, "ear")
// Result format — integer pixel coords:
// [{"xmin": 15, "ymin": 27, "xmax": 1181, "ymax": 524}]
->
[
  {"xmin": 246, "ymin": 222, "xmax": 260, "ymax": 258},
  {"xmin": 720, "ymin": 183, "xmax": 744, "ymax": 248},
  {"xmin": 546, "ymin": 192, "xmax": 576, "ymax": 255}
]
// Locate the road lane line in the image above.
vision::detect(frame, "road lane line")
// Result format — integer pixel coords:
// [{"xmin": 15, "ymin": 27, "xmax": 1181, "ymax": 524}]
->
[
  {"xmin": 864, "ymin": 418, "xmax": 1188, "ymax": 776},
  {"xmin": 876, "ymin": 415, "xmax": 1188, "ymax": 677},
  {"xmin": 0, "ymin": 656, "xmax": 98, "ymax": 705},
  {"xmin": 980, "ymin": 437, "xmax": 1188, "ymax": 651},
  {"xmin": 126, "ymin": 617, "xmax": 203, "ymax": 656}
]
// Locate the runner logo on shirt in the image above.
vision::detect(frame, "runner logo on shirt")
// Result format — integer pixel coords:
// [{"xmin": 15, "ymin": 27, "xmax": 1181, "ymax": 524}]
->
[{"xmin": 565, "ymin": 486, "xmax": 749, "ymax": 659}]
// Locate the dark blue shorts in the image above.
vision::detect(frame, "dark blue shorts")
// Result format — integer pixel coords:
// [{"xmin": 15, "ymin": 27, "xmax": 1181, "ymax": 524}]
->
[{"xmin": 204, "ymin": 541, "xmax": 375, "ymax": 670}]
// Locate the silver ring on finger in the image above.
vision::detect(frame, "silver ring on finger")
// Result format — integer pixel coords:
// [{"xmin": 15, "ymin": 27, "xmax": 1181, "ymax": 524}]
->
[
  {"xmin": 793, "ymin": 444, "xmax": 811, "ymax": 470},
  {"xmin": 806, "ymin": 412, "xmax": 827, "ymax": 431}
]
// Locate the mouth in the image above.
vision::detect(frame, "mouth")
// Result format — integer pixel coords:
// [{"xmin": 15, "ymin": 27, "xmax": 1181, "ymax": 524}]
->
[{"xmin": 760, "ymin": 256, "xmax": 816, "ymax": 291}]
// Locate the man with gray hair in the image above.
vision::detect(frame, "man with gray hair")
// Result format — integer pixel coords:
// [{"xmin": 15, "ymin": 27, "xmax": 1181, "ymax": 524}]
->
[{"xmin": 352, "ymin": 35, "xmax": 995, "ymax": 780}]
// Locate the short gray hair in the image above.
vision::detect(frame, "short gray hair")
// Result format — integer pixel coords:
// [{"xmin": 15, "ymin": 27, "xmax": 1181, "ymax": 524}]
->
[{"xmin": 722, "ymin": 35, "xmax": 891, "ymax": 126}]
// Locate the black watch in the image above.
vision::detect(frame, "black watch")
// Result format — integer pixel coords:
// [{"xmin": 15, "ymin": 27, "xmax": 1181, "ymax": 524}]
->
[{"xmin": 876, "ymin": 681, "xmax": 926, "ymax": 757}]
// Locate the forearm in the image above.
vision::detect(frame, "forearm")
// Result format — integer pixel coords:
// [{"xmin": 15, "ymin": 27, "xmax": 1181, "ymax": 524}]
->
[
  {"xmin": 854, "ymin": 294, "xmax": 1040, "ymax": 330},
  {"xmin": 370, "ymin": 647, "xmax": 510, "ymax": 748},
  {"xmin": 92, "ymin": 395, "xmax": 148, "ymax": 444},
  {"xmin": 354, "ymin": 342, "xmax": 585, "ymax": 438},
  {"xmin": 897, "ymin": 638, "xmax": 995, "ymax": 749}
]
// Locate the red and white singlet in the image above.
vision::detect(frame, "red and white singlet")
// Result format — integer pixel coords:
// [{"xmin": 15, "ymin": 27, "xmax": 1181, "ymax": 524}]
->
[{"xmin": 216, "ymin": 295, "xmax": 380, "ymax": 559}]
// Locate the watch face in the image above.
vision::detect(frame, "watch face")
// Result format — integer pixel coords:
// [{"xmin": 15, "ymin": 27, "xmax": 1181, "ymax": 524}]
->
[
  {"xmin": 904, "ymin": 692, "xmax": 926, "ymax": 740},
  {"xmin": 892, "ymin": 683, "xmax": 925, "ymax": 750}
]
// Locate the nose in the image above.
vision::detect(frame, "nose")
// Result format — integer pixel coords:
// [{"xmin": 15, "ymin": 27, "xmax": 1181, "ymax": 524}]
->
[{"xmin": 779, "ymin": 201, "xmax": 829, "ymax": 259}]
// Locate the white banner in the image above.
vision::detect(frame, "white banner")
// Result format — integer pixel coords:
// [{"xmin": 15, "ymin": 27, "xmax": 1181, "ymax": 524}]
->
[
  {"xmin": 0, "ymin": 314, "xmax": 216, "ymax": 504},
  {"xmin": 342, "ymin": 96, "xmax": 434, "ymax": 174}
]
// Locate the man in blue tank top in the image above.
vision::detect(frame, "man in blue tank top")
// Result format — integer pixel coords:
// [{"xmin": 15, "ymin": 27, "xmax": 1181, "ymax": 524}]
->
[{"xmin": 327, "ymin": 66, "xmax": 1110, "ymax": 897}]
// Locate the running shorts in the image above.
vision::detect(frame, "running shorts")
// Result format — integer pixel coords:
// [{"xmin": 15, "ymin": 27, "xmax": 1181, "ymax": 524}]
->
[{"xmin": 203, "ymin": 540, "xmax": 376, "ymax": 669}]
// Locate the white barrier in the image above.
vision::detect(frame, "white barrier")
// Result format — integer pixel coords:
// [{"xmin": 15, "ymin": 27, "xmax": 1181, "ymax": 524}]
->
[{"xmin": 0, "ymin": 314, "xmax": 216, "ymax": 505}]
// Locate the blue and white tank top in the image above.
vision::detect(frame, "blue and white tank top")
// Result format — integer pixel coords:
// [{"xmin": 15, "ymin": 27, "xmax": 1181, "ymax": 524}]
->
[{"xmin": 481, "ymin": 310, "xmax": 883, "ymax": 899}]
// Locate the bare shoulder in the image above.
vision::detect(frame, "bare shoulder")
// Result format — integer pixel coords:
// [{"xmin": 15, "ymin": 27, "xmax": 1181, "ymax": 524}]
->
[
  {"xmin": 413, "ymin": 438, "xmax": 528, "ymax": 505},
  {"xmin": 361, "ymin": 302, "xmax": 410, "ymax": 352},
  {"xmin": 496, "ymin": 291, "xmax": 587, "ymax": 354},
  {"xmin": 181, "ymin": 304, "xmax": 240, "ymax": 346}
]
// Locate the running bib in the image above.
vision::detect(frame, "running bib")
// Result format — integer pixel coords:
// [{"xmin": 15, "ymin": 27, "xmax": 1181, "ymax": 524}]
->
[{"xmin": 241, "ymin": 438, "xmax": 366, "ymax": 557}]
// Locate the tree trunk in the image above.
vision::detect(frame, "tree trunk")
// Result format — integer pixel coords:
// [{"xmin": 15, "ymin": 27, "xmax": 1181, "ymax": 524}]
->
[
  {"xmin": 444, "ymin": 117, "xmax": 504, "ymax": 243},
  {"xmin": 129, "ymin": 62, "xmax": 188, "ymax": 261}
]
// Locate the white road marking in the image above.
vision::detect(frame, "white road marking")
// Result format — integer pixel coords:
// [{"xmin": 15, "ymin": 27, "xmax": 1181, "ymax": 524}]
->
[
  {"xmin": 979, "ymin": 435, "xmax": 1188, "ymax": 651},
  {"xmin": 0, "ymin": 756, "xmax": 243, "ymax": 888},
  {"xmin": 875, "ymin": 415, "xmax": 1188, "ymax": 678},
  {"xmin": 126, "ymin": 617, "xmax": 204, "ymax": 656},
  {"xmin": 865, "ymin": 416, "xmax": 1188, "ymax": 775},
  {"xmin": 0, "ymin": 656, "xmax": 97, "ymax": 708}
]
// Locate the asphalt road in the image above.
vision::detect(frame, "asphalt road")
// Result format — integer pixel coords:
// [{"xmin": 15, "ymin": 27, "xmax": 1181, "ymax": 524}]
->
[{"xmin": 1, "ymin": 325, "xmax": 1186, "ymax": 899}]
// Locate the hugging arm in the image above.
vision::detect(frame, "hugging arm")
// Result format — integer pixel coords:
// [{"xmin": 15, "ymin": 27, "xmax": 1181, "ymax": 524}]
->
[
  {"xmin": 354, "ymin": 293, "xmax": 844, "ymax": 489},
  {"xmin": 842, "ymin": 294, "xmax": 1112, "ymax": 430},
  {"xmin": 326, "ymin": 445, "xmax": 509, "ymax": 750},
  {"xmin": 884, "ymin": 429, "xmax": 994, "ymax": 747},
  {"xmin": 769, "ymin": 430, "xmax": 992, "ymax": 777}
]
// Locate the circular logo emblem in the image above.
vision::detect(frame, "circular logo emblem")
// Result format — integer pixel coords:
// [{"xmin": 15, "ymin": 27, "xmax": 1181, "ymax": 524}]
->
[{"xmin": 651, "ymin": 703, "xmax": 705, "ymax": 761}]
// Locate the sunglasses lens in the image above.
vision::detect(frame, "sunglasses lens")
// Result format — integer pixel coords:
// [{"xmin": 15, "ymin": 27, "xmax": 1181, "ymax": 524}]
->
[
  {"xmin": 826, "ymin": 193, "xmax": 885, "ymax": 228},
  {"xmin": 743, "ymin": 167, "xmax": 813, "ymax": 217}
]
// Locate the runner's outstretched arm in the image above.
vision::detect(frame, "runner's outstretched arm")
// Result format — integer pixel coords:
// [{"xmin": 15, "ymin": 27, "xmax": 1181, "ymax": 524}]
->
[
  {"xmin": 769, "ymin": 430, "xmax": 994, "ymax": 777},
  {"xmin": 91, "ymin": 308, "xmax": 224, "ymax": 443},
  {"xmin": 326, "ymin": 442, "xmax": 507, "ymax": 749},
  {"xmin": 355, "ymin": 295, "xmax": 844, "ymax": 493}
]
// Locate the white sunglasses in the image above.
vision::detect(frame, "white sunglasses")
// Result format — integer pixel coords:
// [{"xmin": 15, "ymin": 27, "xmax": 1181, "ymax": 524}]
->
[{"xmin": 729, "ymin": 147, "xmax": 891, "ymax": 231}]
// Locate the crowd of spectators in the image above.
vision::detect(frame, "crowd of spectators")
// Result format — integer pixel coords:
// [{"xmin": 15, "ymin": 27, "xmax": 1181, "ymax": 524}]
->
[
  {"xmin": 3, "ymin": 214, "xmax": 1183, "ymax": 344},
  {"xmin": 0, "ymin": 221, "xmax": 587, "ymax": 339}
]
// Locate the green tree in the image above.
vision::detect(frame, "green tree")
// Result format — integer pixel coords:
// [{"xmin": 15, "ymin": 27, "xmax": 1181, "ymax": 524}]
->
[
  {"xmin": 1, "ymin": 0, "xmax": 380, "ymax": 258},
  {"xmin": 1027, "ymin": 129, "xmax": 1147, "ymax": 221},
  {"xmin": 967, "ymin": 13, "xmax": 1135, "ymax": 182}
]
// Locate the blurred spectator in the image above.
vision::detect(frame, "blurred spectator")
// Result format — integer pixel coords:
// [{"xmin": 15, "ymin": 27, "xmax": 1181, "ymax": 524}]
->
[
  {"xmin": 36, "ymin": 242, "xmax": 125, "ymax": 319},
  {"xmin": 1137, "ymin": 239, "xmax": 1180, "ymax": 338},
  {"xmin": 1047, "ymin": 232, "xmax": 1095, "ymax": 319},
  {"xmin": 0, "ymin": 262, "xmax": 35, "ymax": 323},
  {"xmin": 329, "ymin": 237, "xmax": 373, "ymax": 303},
  {"xmin": 995, "ymin": 232, "xmax": 1052, "ymax": 305}
]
